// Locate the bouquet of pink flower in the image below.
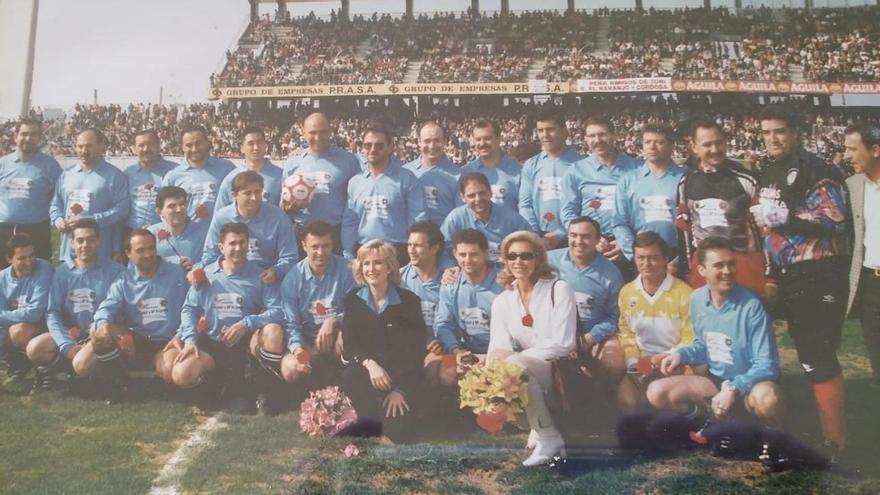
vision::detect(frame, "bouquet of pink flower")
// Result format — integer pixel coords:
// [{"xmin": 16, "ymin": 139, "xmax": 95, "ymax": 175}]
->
[{"xmin": 298, "ymin": 386, "xmax": 357, "ymax": 437}]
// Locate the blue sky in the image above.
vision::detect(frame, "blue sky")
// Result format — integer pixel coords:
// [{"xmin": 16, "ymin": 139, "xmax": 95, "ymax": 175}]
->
[{"xmin": 28, "ymin": 0, "xmax": 866, "ymax": 107}]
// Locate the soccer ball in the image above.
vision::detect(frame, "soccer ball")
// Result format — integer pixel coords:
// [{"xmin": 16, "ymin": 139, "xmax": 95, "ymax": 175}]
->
[{"xmin": 281, "ymin": 174, "xmax": 316, "ymax": 212}]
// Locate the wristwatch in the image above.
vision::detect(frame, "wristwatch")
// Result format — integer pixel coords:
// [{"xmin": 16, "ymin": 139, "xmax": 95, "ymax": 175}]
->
[{"xmin": 721, "ymin": 380, "xmax": 738, "ymax": 394}]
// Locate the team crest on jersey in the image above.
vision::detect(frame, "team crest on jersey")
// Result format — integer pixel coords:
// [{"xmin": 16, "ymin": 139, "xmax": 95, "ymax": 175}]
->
[{"xmin": 786, "ymin": 168, "xmax": 799, "ymax": 186}]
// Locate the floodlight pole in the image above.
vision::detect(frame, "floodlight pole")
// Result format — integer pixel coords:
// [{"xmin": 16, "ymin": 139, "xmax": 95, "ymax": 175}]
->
[
  {"xmin": 406, "ymin": 0, "xmax": 413, "ymax": 17},
  {"xmin": 340, "ymin": 0, "xmax": 349, "ymax": 20},
  {"xmin": 21, "ymin": 0, "xmax": 39, "ymax": 118}
]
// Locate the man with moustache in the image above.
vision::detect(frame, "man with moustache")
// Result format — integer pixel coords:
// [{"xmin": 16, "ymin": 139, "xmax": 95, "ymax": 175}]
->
[
  {"xmin": 216, "ymin": 127, "xmax": 283, "ymax": 210},
  {"xmin": 561, "ymin": 116, "xmax": 641, "ymax": 279},
  {"xmin": 50, "ymin": 128, "xmax": 129, "ymax": 263},
  {"xmin": 283, "ymin": 112, "xmax": 361, "ymax": 255},
  {"xmin": 161, "ymin": 125, "xmax": 235, "ymax": 226},
  {"xmin": 754, "ymin": 106, "xmax": 849, "ymax": 453},
  {"xmin": 404, "ymin": 121, "xmax": 461, "ymax": 226},
  {"xmin": 461, "ymin": 120, "xmax": 521, "ymax": 211},
  {"xmin": 519, "ymin": 113, "xmax": 584, "ymax": 250},
  {"xmin": 0, "ymin": 118, "xmax": 62, "ymax": 267},
  {"xmin": 124, "ymin": 129, "xmax": 178, "ymax": 231}
]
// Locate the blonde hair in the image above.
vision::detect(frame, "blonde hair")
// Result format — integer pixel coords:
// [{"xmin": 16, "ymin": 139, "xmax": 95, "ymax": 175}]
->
[
  {"xmin": 352, "ymin": 239, "xmax": 401, "ymax": 286},
  {"xmin": 497, "ymin": 230, "xmax": 556, "ymax": 289}
]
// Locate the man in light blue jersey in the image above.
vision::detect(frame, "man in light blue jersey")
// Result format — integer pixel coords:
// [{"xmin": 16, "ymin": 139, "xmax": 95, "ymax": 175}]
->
[
  {"xmin": 170, "ymin": 223, "xmax": 284, "ymax": 414},
  {"xmin": 0, "ymin": 119, "xmax": 62, "ymax": 267},
  {"xmin": 283, "ymin": 113, "xmax": 361, "ymax": 255},
  {"xmin": 27, "ymin": 219, "xmax": 124, "ymax": 384},
  {"xmin": 279, "ymin": 221, "xmax": 355, "ymax": 397},
  {"xmin": 341, "ymin": 122, "xmax": 427, "ymax": 266},
  {"xmin": 519, "ymin": 112, "xmax": 584, "ymax": 250},
  {"xmin": 649, "ymin": 237, "xmax": 781, "ymax": 423},
  {"xmin": 441, "ymin": 172, "xmax": 531, "ymax": 264},
  {"xmin": 1, "ymin": 234, "xmax": 53, "ymax": 387},
  {"xmin": 548, "ymin": 216, "xmax": 625, "ymax": 380},
  {"xmin": 90, "ymin": 229, "xmax": 188, "ymax": 397},
  {"xmin": 200, "ymin": 171, "xmax": 297, "ymax": 286},
  {"xmin": 434, "ymin": 229, "xmax": 503, "ymax": 386},
  {"xmin": 161, "ymin": 125, "xmax": 235, "ymax": 225},
  {"xmin": 148, "ymin": 186, "xmax": 209, "ymax": 270},
  {"xmin": 461, "ymin": 119, "xmax": 521, "ymax": 211},
  {"xmin": 124, "ymin": 129, "xmax": 178, "ymax": 231},
  {"xmin": 561, "ymin": 117, "xmax": 641, "ymax": 278},
  {"xmin": 50, "ymin": 128, "xmax": 129, "ymax": 263},
  {"xmin": 215, "ymin": 127, "xmax": 283, "ymax": 210},
  {"xmin": 612, "ymin": 123, "xmax": 685, "ymax": 272},
  {"xmin": 404, "ymin": 121, "xmax": 461, "ymax": 226}
]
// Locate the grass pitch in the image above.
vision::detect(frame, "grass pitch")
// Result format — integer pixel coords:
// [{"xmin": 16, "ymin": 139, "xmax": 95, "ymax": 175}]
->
[{"xmin": 3, "ymin": 320, "xmax": 880, "ymax": 494}]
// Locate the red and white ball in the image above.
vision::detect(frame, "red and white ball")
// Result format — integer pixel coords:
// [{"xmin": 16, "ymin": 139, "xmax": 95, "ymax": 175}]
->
[{"xmin": 281, "ymin": 174, "xmax": 316, "ymax": 212}]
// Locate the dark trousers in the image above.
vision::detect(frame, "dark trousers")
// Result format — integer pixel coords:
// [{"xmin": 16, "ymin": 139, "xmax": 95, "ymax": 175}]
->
[
  {"xmin": 0, "ymin": 221, "xmax": 52, "ymax": 269},
  {"xmin": 859, "ymin": 267, "xmax": 880, "ymax": 382},
  {"xmin": 341, "ymin": 362, "xmax": 421, "ymax": 442}
]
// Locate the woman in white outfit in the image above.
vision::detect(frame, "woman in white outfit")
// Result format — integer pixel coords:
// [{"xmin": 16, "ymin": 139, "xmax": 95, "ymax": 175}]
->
[{"xmin": 487, "ymin": 231, "xmax": 577, "ymax": 466}]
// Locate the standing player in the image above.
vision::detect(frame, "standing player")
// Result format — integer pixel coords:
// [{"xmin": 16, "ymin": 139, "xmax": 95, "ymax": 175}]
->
[
  {"xmin": 341, "ymin": 123, "xmax": 426, "ymax": 265},
  {"xmin": 519, "ymin": 112, "xmax": 584, "ymax": 250},
  {"xmin": 283, "ymin": 112, "xmax": 361, "ymax": 253},
  {"xmin": 27, "ymin": 219, "xmax": 124, "ymax": 385},
  {"xmin": 124, "ymin": 129, "xmax": 178, "ymax": 231},
  {"xmin": 148, "ymin": 186, "xmax": 209, "ymax": 270},
  {"xmin": 161, "ymin": 125, "xmax": 235, "ymax": 225},
  {"xmin": 561, "ymin": 116, "xmax": 641, "ymax": 277},
  {"xmin": 461, "ymin": 120, "xmax": 521, "ymax": 211},
  {"xmin": 201, "ymin": 171, "xmax": 297, "ymax": 285},
  {"xmin": 441, "ymin": 172, "xmax": 531, "ymax": 264},
  {"xmin": 0, "ymin": 234, "xmax": 54, "ymax": 385},
  {"xmin": 50, "ymin": 128, "xmax": 129, "ymax": 263},
  {"xmin": 91, "ymin": 230, "xmax": 188, "ymax": 395},
  {"xmin": 0, "ymin": 118, "xmax": 62, "ymax": 267},
  {"xmin": 404, "ymin": 121, "xmax": 461, "ymax": 226},
  {"xmin": 676, "ymin": 120, "xmax": 765, "ymax": 295},
  {"xmin": 754, "ymin": 107, "xmax": 849, "ymax": 452},
  {"xmin": 612, "ymin": 124, "xmax": 685, "ymax": 270},
  {"xmin": 169, "ymin": 223, "xmax": 284, "ymax": 412},
  {"xmin": 215, "ymin": 127, "xmax": 283, "ymax": 210}
]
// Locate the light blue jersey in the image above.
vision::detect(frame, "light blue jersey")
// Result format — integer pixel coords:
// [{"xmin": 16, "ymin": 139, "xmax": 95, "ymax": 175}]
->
[
  {"xmin": 435, "ymin": 267, "xmax": 503, "ymax": 354},
  {"xmin": 283, "ymin": 146, "xmax": 361, "ymax": 227},
  {"xmin": 124, "ymin": 158, "xmax": 178, "ymax": 229},
  {"xmin": 461, "ymin": 154, "xmax": 521, "ymax": 211},
  {"xmin": 440, "ymin": 203, "xmax": 532, "ymax": 263},
  {"xmin": 0, "ymin": 151, "xmax": 62, "ymax": 224},
  {"xmin": 179, "ymin": 260, "xmax": 284, "ymax": 344},
  {"xmin": 612, "ymin": 162, "xmax": 685, "ymax": 260},
  {"xmin": 280, "ymin": 255, "xmax": 356, "ymax": 351},
  {"xmin": 399, "ymin": 257, "xmax": 457, "ymax": 341},
  {"xmin": 50, "ymin": 159, "xmax": 130, "ymax": 262},
  {"xmin": 519, "ymin": 146, "xmax": 584, "ymax": 237},
  {"xmin": 147, "ymin": 220, "xmax": 209, "ymax": 265},
  {"xmin": 341, "ymin": 163, "xmax": 427, "ymax": 257},
  {"xmin": 47, "ymin": 260, "xmax": 124, "ymax": 356},
  {"xmin": 679, "ymin": 285, "xmax": 780, "ymax": 394},
  {"xmin": 0, "ymin": 259, "xmax": 54, "ymax": 353},
  {"xmin": 548, "ymin": 248, "xmax": 623, "ymax": 343},
  {"xmin": 404, "ymin": 155, "xmax": 462, "ymax": 226},
  {"xmin": 161, "ymin": 157, "xmax": 235, "ymax": 224},
  {"xmin": 93, "ymin": 260, "xmax": 188, "ymax": 341},
  {"xmin": 215, "ymin": 161, "xmax": 284, "ymax": 211},
  {"xmin": 560, "ymin": 152, "xmax": 641, "ymax": 234}
]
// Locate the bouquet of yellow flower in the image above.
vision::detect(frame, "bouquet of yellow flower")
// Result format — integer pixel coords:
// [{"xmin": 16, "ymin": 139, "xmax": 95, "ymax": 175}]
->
[{"xmin": 458, "ymin": 360, "xmax": 529, "ymax": 434}]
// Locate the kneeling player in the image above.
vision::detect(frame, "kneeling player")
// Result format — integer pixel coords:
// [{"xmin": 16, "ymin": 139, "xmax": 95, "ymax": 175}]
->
[
  {"xmin": 279, "ymin": 222, "xmax": 355, "ymax": 390},
  {"xmin": 647, "ymin": 237, "xmax": 781, "ymax": 422},
  {"xmin": 169, "ymin": 223, "xmax": 284, "ymax": 413},
  {"xmin": 616, "ymin": 232, "xmax": 694, "ymax": 409},
  {"xmin": 1, "ymin": 234, "xmax": 53, "ymax": 386},
  {"xmin": 90, "ymin": 229, "xmax": 188, "ymax": 396},
  {"xmin": 27, "ymin": 219, "xmax": 123, "ymax": 388},
  {"xmin": 431, "ymin": 229, "xmax": 503, "ymax": 386}
]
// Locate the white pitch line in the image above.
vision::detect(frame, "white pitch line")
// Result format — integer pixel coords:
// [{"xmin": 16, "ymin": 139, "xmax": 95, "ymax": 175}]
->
[{"xmin": 148, "ymin": 413, "xmax": 229, "ymax": 495}]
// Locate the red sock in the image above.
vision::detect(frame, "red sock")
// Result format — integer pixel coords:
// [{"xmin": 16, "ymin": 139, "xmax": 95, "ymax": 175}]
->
[{"xmin": 813, "ymin": 374, "xmax": 846, "ymax": 450}]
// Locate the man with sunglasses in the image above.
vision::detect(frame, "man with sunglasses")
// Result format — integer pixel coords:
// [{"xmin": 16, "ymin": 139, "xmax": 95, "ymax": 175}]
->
[{"xmin": 341, "ymin": 123, "xmax": 427, "ymax": 266}]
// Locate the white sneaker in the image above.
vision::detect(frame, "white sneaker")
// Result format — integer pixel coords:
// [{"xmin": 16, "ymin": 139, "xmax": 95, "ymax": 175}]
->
[
  {"xmin": 526, "ymin": 429, "xmax": 538, "ymax": 449},
  {"xmin": 522, "ymin": 434, "xmax": 565, "ymax": 467}
]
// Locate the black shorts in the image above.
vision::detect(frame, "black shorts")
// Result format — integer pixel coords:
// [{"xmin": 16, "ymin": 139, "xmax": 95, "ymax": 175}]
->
[
  {"xmin": 197, "ymin": 334, "xmax": 250, "ymax": 378},
  {"xmin": 129, "ymin": 332, "xmax": 169, "ymax": 368},
  {"xmin": 779, "ymin": 257, "xmax": 847, "ymax": 383}
]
